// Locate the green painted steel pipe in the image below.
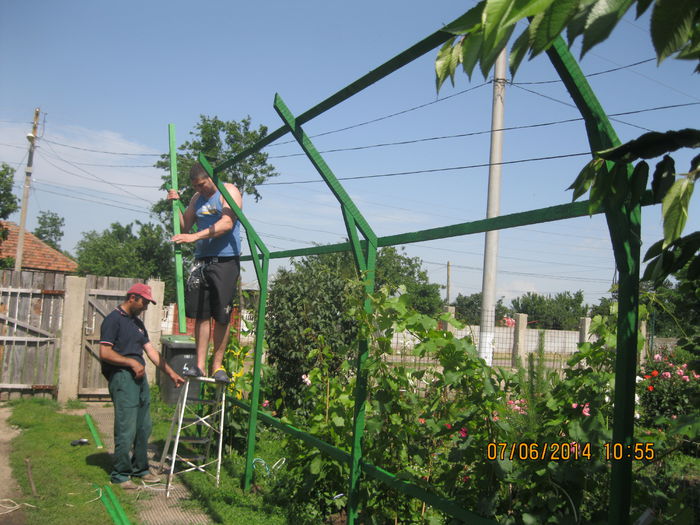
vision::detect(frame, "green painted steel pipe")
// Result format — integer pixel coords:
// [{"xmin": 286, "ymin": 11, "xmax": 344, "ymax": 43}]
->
[
  {"xmin": 168, "ymin": 124, "xmax": 187, "ymax": 333},
  {"xmin": 84, "ymin": 413, "xmax": 104, "ymax": 449},
  {"xmin": 94, "ymin": 483, "xmax": 122, "ymax": 525},
  {"xmin": 103, "ymin": 484, "xmax": 132, "ymax": 525}
]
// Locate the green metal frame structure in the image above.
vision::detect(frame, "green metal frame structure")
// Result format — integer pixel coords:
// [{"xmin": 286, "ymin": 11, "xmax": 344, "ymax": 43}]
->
[{"xmin": 169, "ymin": 18, "xmax": 646, "ymax": 525}]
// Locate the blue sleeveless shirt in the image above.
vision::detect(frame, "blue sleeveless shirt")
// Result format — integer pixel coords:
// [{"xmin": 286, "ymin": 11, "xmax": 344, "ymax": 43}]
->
[{"xmin": 194, "ymin": 189, "xmax": 241, "ymax": 258}]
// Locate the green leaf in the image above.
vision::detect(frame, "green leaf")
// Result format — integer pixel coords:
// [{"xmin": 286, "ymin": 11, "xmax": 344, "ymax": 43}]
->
[
  {"xmin": 435, "ymin": 37, "xmax": 457, "ymax": 92},
  {"xmin": 444, "ymin": 1, "xmax": 486, "ymax": 35},
  {"xmin": 635, "ymin": 0, "xmax": 654, "ymax": 18},
  {"xmin": 651, "ymin": 155, "xmax": 676, "ymax": 201},
  {"xmin": 596, "ymin": 129, "xmax": 700, "ymax": 163},
  {"xmin": 462, "ymin": 31, "xmax": 485, "ymax": 79},
  {"xmin": 629, "ymin": 161, "xmax": 649, "ymax": 207},
  {"xmin": 480, "ymin": 23, "xmax": 516, "ymax": 79},
  {"xmin": 643, "ymin": 238, "xmax": 664, "ymax": 263},
  {"xmin": 502, "ymin": 0, "xmax": 556, "ymax": 28},
  {"xmin": 310, "ymin": 455, "xmax": 322, "ymax": 475},
  {"xmin": 568, "ymin": 157, "xmax": 601, "ymax": 201},
  {"xmin": 509, "ymin": 27, "xmax": 531, "ymax": 76},
  {"xmin": 662, "ymin": 178, "xmax": 694, "ymax": 247},
  {"xmin": 566, "ymin": 0, "xmax": 597, "ymax": 45},
  {"xmin": 582, "ymin": 0, "xmax": 635, "ymax": 57},
  {"xmin": 483, "ymin": 0, "xmax": 516, "ymax": 45},
  {"xmin": 531, "ymin": 0, "xmax": 579, "ymax": 55},
  {"xmin": 331, "ymin": 414, "xmax": 345, "ymax": 427},
  {"xmin": 650, "ymin": 0, "xmax": 698, "ymax": 63}
]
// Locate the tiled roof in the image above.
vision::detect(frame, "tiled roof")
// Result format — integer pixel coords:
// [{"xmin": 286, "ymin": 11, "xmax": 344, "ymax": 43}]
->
[{"xmin": 0, "ymin": 221, "xmax": 78, "ymax": 273}]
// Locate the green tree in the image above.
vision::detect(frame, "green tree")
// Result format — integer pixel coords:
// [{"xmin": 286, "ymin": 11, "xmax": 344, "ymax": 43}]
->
[
  {"xmin": 0, "ymin": 163, "xmax": 19, "ymax": 268},
  {"xmin": 511, "ymin": 290, "xmax": 587, "ymax": 330},
  {"xmin": 453, "ymin": 291, "xmax": 508, "ymax": 325},
  {"xmin": 375, "ymin": 246, "xmax": 443, "ymax": 316},
  {"xmin": 75, "ymin": 221, "xmax": 177, "ymax": 301},
  {"xmin": 152, "ymin": 115, "xmax": 278, "ymax": 224},
  {"xmin": 33, "ymin": 210, "xmax": 65, "ymax": 250}
]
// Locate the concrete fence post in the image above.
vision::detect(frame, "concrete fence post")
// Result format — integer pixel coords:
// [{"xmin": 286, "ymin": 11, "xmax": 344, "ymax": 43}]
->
[
  {"xmin": 57, "ymin": 276, "xmax": 87, "ymax": 404},
  {"xmin": 579, "ymin": 317, "xmax": 592, "ymax": 345},
  {"xmin": 145, "ymin": 279, "xmax": 165, "ymax": 385},
  {"xmin": 639, "ymin": 320, "xmax": 647, "ymax": 366},
  {"xmin": 512, "ymin": 313, "xmax": 528, "ymax": 367}
]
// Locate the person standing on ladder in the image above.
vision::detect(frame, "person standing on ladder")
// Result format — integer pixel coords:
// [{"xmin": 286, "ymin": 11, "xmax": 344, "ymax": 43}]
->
[
  {"xmin": 99, "ymin": 283, "xmax": 185, "ymax": 489},
  {"xmin": 167, "ymin": 162, "xmax": 243, "ymax": 383}
]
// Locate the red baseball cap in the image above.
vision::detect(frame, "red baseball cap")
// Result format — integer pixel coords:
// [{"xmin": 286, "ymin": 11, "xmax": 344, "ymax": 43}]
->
[{"xmin": 127, "ymin": 283, "xmax": 156, "ymax": 304}]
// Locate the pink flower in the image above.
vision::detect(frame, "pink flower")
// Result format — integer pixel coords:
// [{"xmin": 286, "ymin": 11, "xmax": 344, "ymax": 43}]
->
[
  {"xmin": 671, "ymin": 415, "xmax": 677, "ymax": 420},
  {"xmin": 301, "ymin": 374, "xmax": 312, "ymax": 386},
  {"xmin": 571, "ymin": 403, "xmax": 578, "ymax": 409},
  {"xmin": 445, "ymin": 423, "xmax": 452, "ymax": 429},
  {"xmin": 661, "ymin": 371, "xmax": 671, "ymax": 379},
  {"xmin": 653, "ymin": 354, "xmax": 662, "ymax": 361},
  {"xmin": 693, "ymin": 372, "xmax": 700, "ymax": 379},
  {"xmin": 418, "ymin": 418, "xmax": 425, "ymax": 424},
  {"xmin": 262, "ymin": 400, "xmax": 270, "ymax": 408},
  {"xmin": 677, "ymin": 368, "xmax": 684, "ymax": 376},
  {"xmin": 459, "ymin": 427, "xmax": 468, "ymax": 438},
  {"xmin": 682, "ymin": 363, "xmax": 688, "ymax": 369},
  {"xmin": 682, "ymin": 375, "xmax": 690, "ymax": 382},
  {"xmin": 582, "ymin": 404, "xmax": 591, "ymax": 417}
]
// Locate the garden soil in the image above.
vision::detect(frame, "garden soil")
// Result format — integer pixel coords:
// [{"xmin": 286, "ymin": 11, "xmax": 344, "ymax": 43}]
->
[{"xmin": 0, "ymin": 405, "xmax": 27, "ymax": 525}]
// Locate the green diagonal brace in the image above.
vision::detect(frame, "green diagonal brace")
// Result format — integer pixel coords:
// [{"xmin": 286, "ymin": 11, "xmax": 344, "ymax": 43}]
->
[
  {"xmin": 197, "ymin": 153, "xmax": 270, "ymax": 491},
  {"xmin": 547, "ymin": 37, "xmax": 640, "ymax": 525},
  {"xmin": 168, "ymin": 125, "xmax": 186, "ymax": 333},
  {"xmin": 273, "ymin": 94, "xmax": 378, "ymax": 524}
]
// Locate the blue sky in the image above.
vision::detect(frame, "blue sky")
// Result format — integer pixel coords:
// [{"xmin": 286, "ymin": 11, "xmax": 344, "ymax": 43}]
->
[{"xmin": 1, "ymin": 1, "xmax": 698, "ymax": 306}]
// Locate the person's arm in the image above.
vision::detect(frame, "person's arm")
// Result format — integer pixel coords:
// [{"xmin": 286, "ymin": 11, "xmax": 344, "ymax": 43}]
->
[
  {"xmin": 171, "ymin": 185, "xmax": 241, "ymax": 244},
  {"xmin": 167, "ymin": 190, "xmax": 197, "ymax": 233},
  {"xmin": 144, "ymin": 342, "xmax": 185, "ymax": 387},
  {"xmin": 99, "ymin": 343, "xmax": 145, "ymax": 380}
]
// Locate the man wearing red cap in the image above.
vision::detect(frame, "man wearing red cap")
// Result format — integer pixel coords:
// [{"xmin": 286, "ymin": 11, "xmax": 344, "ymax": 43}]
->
[{"xmin": 99, "ymin": 283, "xmax": 185, "ymax": 490}]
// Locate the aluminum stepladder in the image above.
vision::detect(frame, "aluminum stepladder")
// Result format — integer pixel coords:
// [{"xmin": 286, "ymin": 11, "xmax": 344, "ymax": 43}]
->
[{"xmin": 159, "ymin": 376, "xmax": 226, "ymax": 497}]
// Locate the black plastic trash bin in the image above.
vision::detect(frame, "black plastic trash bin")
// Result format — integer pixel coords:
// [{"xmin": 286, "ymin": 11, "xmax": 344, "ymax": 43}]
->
[{"xmin": 160, "ymin": 334, "xmax": 199, "ymax": 404}]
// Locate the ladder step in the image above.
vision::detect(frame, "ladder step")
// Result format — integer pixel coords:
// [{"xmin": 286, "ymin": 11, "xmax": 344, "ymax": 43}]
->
[
  {"xmin": 176, "ymin": 454, "xmax": 206, "ymax": 464},
  {"xmin": 186, "ymin": 398, "xmax": 219, "ymax": 405},
  {"xmin": 179, "ymin": 436, "xmax": 210, "ymax": 445}
]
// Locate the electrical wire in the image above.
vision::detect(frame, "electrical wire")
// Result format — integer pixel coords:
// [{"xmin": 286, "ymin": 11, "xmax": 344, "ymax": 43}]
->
[
  {"xmin": 40, "ymin": 137, "xmax": 161, "ymax": 156},
  {"xmin": 261, "ymin": 151, "xmax": 592, "ymax": 185},
  {"xmin": 18, "ymin": 184, "xmax": 148, "ymax": 214},
  {"xmin": 512, "ymin": 58, "xmax": 656, "ymax": 85}
]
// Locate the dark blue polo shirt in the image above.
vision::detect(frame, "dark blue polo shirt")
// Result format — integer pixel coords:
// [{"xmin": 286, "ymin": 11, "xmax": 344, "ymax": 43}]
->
[{"xmin": 100, "ymin": 306, "xmax": 149, "ymax": 379}]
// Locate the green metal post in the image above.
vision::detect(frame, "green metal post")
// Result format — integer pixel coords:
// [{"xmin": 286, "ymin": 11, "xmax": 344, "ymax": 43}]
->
[
  {"xmin": 273, "ymin": 94, "xmax": 377, "ymax": 524},
  {"xmin": 198, "ymin": 154, "xmax": 271, "ymax": 491},
  {"xmin": 546, "ymin": 37, "xmax": 639, "ymax": 525},
  {"xmin": 168, "ymin": 124, "xmax": 187, "ymax": 333}
]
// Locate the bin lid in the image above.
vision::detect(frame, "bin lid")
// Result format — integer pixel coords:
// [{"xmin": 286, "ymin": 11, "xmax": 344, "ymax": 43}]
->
[{"xmin": 161, "ymin": 334, "xmax": 196, "ymax": 348}]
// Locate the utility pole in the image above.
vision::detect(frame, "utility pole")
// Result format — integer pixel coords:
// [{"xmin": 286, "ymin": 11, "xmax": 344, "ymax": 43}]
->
[
  {"xmin": 15, "ymin": 108, "xmax": 41, "ymax": 272},
  {"xmin": 478, "ymin": 49, "xmax": 507, "ymax": 366},
  {"xmin": 446, "ymin": 261, "xmax": 451, "ymax": 304}
]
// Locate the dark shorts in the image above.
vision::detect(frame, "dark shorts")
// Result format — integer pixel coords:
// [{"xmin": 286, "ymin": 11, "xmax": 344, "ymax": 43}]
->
[{"xmin": 185, "ymin": 256, "xmax": 240, "ymax": 324}]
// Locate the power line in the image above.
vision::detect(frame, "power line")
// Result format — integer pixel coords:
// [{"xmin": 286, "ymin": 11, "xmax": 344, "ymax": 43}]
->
[
  {"xmin": 33, "ymin": 179, "xmax": 154, "ymax": 209},
  {"xmin": 41, "ymin": 137, "xmax": 161, "ymax": 156},
  {"xmin": 12, "ymin": 183, "xmax": 146, "ymax": 214},
  {"xmin": 512, "ymin": 58, "xmax": 656, "ymax": 85},
  {"xmin": 261, "ymin": 151, "xmax": 592, "ymax": 185},
  {"xmin": 0, "ymin": 142, "xmax": 26, "ymax": 150}
]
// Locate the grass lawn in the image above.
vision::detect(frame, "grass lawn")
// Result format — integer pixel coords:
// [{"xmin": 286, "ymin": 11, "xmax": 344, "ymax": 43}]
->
[{"xmin": 7, "ymin": 398, "xmax": 137, "ymax": 525}]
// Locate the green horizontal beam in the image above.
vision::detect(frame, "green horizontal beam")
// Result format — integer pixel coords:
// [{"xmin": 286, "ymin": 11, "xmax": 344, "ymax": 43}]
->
[
  {"xmin": 238, "ymin": 191, "xmax": 657, "ymax": 263},
  {"xmin": 229, "ymin": 399, "xmax": 497, "ymax": 524},
  {"xmin": 214, "ymin": 29, "xmax": 454, "ymax": 174}
]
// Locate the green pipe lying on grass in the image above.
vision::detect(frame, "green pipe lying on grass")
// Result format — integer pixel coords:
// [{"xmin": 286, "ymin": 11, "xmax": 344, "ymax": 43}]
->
[
  {"xmin": 103, "ymin": 484, "xmax": 131, "ymax": 525},
  {"xmin": 84, "ymin": 414, "xmax": 104, "ymax": 449}
]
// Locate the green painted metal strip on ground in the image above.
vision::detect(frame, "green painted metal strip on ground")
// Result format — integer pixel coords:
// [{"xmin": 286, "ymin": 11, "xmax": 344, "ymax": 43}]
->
[
  {"xmin": 94, "ymin": 483, "xmax": 121, "ymax": 525},
  {"xmin": 84, "ymin": 413, "xmax": 104, "ymax": 449},
  {"xmin": 273, "ymin": 94, "xmax": 377, "ymax": 246},
  {"xmin": 168, "ymin": 124, "xmax": 187, "ymax": 333},
  {"xmin": 214, "ymin": 28, "xmax": 454, "ymax": 175},
  {"xmin": 103, "ymin": 484, "xmax": 132, "ymax": 525},
  {"xmin": 229, "ymin": 398, "xmax": 497, "ymax": 523}
]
